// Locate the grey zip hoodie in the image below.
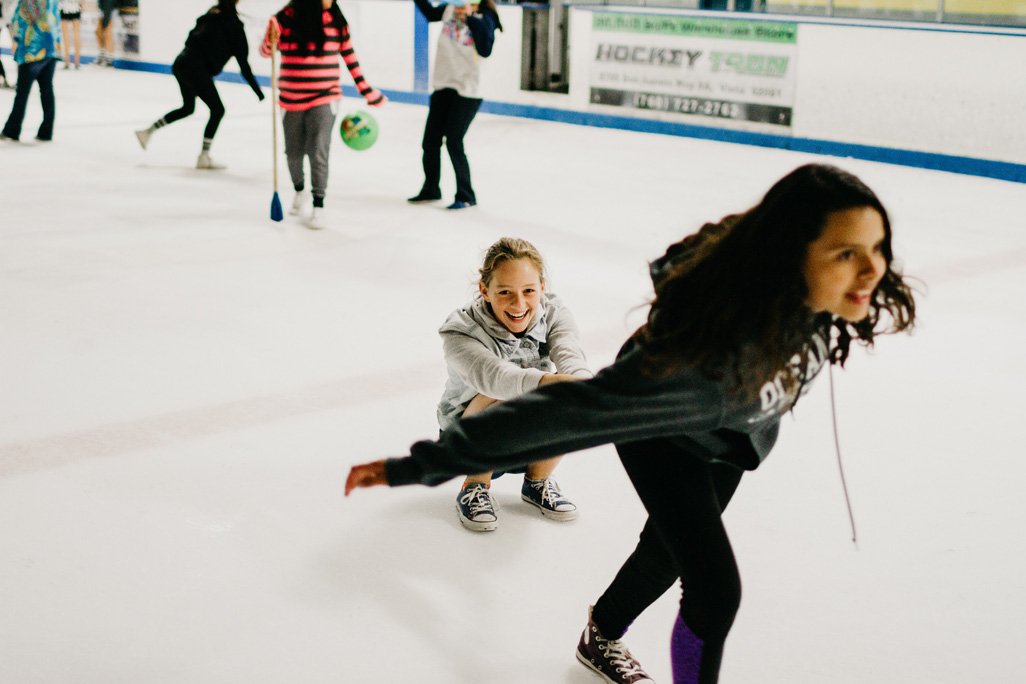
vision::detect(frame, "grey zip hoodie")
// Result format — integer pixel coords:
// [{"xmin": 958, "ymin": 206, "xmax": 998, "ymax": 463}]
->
[{"xmin": 436, "ymin": 293, "xmax": 593, "ymax": 430}]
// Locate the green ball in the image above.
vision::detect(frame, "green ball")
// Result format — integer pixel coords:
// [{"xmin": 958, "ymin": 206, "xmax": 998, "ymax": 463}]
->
[{"xmin": 340, "ymin": 111, "xmax": 379, "ymax": 151}]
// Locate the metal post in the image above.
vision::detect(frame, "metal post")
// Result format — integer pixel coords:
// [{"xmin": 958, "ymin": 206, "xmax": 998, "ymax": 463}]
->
[{"xmin": 936, "ymin": 0, "xmax": 945, "ymax": 23}]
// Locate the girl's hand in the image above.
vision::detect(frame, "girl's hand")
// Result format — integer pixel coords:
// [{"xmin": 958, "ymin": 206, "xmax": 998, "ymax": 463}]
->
[
  {"xmin": 365, "ymin": 90, "xmax": 388, "ymax": 107},
  {"xmin": 265, "ymin": 17, "xmax": 281, "ymax": 47},
  {"xmin": 345, "ymin": 460, "xmax": 389, "ymax": 496}
]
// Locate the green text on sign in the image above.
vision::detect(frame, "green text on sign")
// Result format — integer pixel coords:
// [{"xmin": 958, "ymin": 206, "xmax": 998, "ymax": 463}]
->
[{"xmin": 592, "ymin": 14, "xmax": 797, "ymax": 45}]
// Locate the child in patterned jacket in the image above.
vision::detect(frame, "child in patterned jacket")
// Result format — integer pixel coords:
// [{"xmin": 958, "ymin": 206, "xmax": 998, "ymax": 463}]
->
[{"xmin": 407, "ymin": 0, "xmax": 502, "ymax": 210}]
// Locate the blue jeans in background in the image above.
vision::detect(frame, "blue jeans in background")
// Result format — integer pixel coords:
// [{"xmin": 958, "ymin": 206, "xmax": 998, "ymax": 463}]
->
[{"xmin": 2, "ymin": 57, "xmax": 57, "ymax": 141}]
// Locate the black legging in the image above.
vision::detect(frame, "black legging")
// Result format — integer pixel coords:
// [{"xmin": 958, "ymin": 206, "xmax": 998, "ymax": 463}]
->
[
  {"xmin": 592, "ymin": 439, "xmax": 744, "ymax": 684},
  {"xmin": 162, "ymin": 52, "xmax": 225, "ymax": 141},
  {"xmin": 420, "ymin": 87, "xmax": 482, "ymax": 203}
]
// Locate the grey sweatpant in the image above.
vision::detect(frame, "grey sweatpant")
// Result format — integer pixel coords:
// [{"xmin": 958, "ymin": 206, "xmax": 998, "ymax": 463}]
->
[{"xmin": 282, "ymin": 102, "xmax": 337, "ymax": 201}]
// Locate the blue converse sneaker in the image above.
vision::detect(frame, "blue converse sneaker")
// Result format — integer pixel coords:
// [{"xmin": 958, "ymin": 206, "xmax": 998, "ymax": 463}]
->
[
  {"xmin": 521, "ymin": 477, "xmax": 579, "ymax": 521},
  {"xmin": 456, "ymin": 482, "xmax": 498, "ymax": 532},
  {"xmin": 446, "ymin": 200, "xmax": 476, "ymax": 210}
]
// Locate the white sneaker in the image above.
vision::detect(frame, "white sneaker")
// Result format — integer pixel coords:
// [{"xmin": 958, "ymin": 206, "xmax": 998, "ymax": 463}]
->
[
  {"xmin": 307, "ymin": 207, "xmax": 325, "ymax": 230},
  {"xmin": 135, "ymin": 128, "xmax": 151, "ymax": 150},
  {"xmin": 196, "ymin": 151, "xmax": 225, "ymax": 170},
  {"xmin": 289, "ymin": 190, "xmax": 309, "ymax": 216}
]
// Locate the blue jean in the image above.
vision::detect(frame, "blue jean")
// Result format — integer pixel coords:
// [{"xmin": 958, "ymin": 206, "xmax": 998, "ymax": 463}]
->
[{"xmin": 2, "ymin": 57, "xmax": 57, "ymax": 141}]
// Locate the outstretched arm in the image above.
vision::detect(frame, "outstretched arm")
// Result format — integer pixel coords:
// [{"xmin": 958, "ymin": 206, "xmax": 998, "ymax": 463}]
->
[
  {"xmin": 465, "ymin": 10, "xmax": 498, "ymax": 58},
  {"xmin": 412, "ymin": 0, "xmax": 446, "ymax": 23},
  {"xmin": 232, "ymin": 27, "xmax": 264, "ymax": 100},
  {"xmin": 441, "ymin": 330, "xmax": 548, "ymax": 400},
  {"xmin": 348, "ymin": 347, "xmax": 726, "ymax": 491}
]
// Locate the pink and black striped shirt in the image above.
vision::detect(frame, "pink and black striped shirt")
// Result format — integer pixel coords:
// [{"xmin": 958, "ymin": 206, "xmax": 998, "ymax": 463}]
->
[{"xmin": 260, "ymin": 6, "xmax": 384, "ymax": 112}]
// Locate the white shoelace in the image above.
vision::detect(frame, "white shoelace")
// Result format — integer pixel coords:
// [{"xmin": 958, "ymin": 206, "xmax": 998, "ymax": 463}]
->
[
  {"xmin": 459, "ymin": 486, "xmax": 494, "ymax": 517},
  {"xmin": 530, "ymin": 478, "xmax": 567, "ymax": 506},
  {"xmin": 598, "ymin": 639, "xmax": 646, "ymax": 676}
]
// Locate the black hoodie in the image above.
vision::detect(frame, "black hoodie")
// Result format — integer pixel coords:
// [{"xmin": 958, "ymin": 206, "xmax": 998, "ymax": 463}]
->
[{"xmin": 181, "ymin": 8, "xmax": 262, "ymax": 98}]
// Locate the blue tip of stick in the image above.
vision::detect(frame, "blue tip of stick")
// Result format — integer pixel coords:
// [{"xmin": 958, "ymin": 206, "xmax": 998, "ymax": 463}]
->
[{"xmin": 271, "ymin": 193, "xmax": 283, "ymax": 222}]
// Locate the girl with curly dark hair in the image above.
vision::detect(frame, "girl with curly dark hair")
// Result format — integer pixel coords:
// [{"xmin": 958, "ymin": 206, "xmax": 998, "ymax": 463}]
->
[{"xmin": 346, "ymin": 163, "xmax": 916, "ymax": 684}]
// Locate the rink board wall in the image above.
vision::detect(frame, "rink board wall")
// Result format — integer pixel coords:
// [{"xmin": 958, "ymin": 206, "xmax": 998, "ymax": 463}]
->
[{"xmin": 9, "ymin": 0, "xmax": 1023, "ymax": 180}]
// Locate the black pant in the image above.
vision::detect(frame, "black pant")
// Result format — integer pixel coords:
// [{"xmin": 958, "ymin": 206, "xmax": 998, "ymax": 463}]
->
[
  {"xmin": 2, "ymin": 57, "xmax": 56, "ymax": 141},
  {"xmin": 162, "ymin": 52, "xmax": 224, "ymax": 141},
  {"xmin": 420, "ymin": 88, "xmax": 481, "ymax": 203},
  {"xmin": 592, "ymin": 440, "xmax": 744, "ymax": 684}
]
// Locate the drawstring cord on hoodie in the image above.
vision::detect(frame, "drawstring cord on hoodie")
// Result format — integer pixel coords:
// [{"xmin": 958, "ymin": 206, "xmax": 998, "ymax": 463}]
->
[
  {"xmin": 793, "ymin": 331, "xmax": 859, "ymax": 550},
  {"xmin": 829, "ymin": 362, "xmax": 859, "ymax": 549}
]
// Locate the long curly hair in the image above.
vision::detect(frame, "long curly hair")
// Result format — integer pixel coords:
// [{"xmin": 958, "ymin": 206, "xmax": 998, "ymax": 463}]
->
[{"xmin": 635, "ymin": 163, "xmax": 916, "ymax": 396}]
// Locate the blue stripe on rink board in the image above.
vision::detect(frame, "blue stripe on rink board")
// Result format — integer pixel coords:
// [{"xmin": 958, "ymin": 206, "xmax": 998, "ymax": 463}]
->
[
  {"xmin": 89, "ymin": 59, "xmax": 1026, "ymax": 186},
  {"xmin": 474, "ymin": 100, "xmax": 1026, "ymax": 185}
]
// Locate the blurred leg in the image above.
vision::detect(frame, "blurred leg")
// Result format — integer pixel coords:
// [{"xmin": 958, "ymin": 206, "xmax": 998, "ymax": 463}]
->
[
  {"xmin": 282, "ymin": 110, "xmax": 307, "ymax": 191},
  {"xmin": 2, "ymin": 61, "xmax": 44, "ymax": 139},
  {"xmin": 306, "ymin": 103, "xmax": 337, "ymax": 202},
  {"xmin": 419, "ymin": 89, "xmax": 454, "ymax": 196},
  {"xmin": 36, "ymin": 58, "xmax": 57, "ymax": 140},
  {"xmin": 444, "ymin": 95, "xmax": 482, "ymax": 203},
  {"xmin": 460, "ymin": 393, "xmax": 498, "ymax": 484}
]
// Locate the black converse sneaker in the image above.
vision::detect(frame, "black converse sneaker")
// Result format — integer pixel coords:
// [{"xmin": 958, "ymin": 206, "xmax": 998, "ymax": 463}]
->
[
  {"xmin": 576, "ymin": 606, "xmax": 654, "ymax": 684},
  {"xmin": 521, "ymin": 477, "xmax": 579, "ymax": 521},
  {"xmin": 456, "ymin": 482, "xmax": 498, "ymax": 532}
]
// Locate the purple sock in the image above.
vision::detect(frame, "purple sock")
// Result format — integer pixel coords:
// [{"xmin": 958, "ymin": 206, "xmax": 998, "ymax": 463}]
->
[{"xmin": 671, "ymin": 614, "xmax": 704, "ymax": 684}]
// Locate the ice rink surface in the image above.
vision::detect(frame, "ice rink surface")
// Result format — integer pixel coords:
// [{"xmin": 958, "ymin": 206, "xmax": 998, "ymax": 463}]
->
[{"xmin": 2, "ymin": 66, "xmax": 1025, "ymax": 683}]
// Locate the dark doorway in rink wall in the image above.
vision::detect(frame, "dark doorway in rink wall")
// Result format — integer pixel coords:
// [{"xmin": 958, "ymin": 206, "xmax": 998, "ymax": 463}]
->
[{"xmin": 521, "ymin": 5, "xmax": 569, "ymax": 94}]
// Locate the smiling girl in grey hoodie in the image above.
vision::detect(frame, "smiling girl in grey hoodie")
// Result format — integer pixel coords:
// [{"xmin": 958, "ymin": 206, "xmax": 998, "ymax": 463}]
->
[{"xmin": 437, "ymin": 237, "xmax": 592, "ymax": 532}]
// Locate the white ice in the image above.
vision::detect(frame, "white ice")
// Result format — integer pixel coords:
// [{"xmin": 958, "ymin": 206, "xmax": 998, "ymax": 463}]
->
[{"xmin": 1, "ymin": 67, "xmax": 1025, "ymax": 684}]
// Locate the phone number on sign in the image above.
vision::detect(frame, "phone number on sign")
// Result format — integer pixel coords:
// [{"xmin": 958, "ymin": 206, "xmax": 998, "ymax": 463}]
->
[{"xmin": 633, "ymin": 93, "xmax": 742, "ymax": 119}]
